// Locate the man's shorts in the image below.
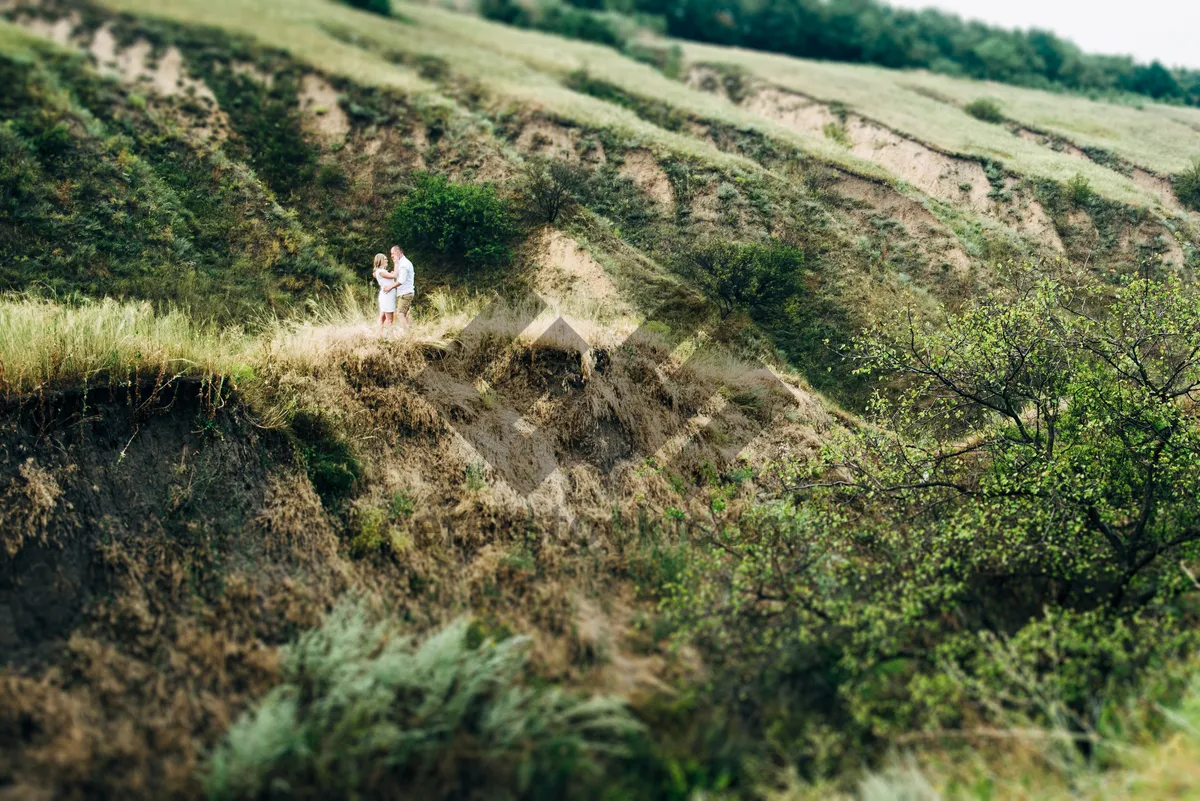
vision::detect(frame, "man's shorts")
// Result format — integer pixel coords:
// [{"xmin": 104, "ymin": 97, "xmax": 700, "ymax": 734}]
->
[{"xmin": 396, "ymin": 293, "xmax": 414, "ymax": 316}]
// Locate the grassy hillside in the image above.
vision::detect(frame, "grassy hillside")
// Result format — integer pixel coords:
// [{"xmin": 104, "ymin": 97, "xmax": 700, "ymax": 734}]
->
[{"xmin": 6, "ymin": 0, "xmax": 1200, "ymax": 799}]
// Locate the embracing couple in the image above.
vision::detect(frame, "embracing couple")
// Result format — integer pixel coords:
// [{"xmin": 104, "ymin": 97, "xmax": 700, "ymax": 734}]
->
[{"xmin": 373, "ymin": 245, "xmax": 415, "ymax": 331}]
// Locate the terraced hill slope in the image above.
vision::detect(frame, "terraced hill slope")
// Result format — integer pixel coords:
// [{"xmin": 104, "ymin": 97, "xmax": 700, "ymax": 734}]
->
[{"xmin": 4, "ymin": 1, "xmax": 1200, "ymax": 798}]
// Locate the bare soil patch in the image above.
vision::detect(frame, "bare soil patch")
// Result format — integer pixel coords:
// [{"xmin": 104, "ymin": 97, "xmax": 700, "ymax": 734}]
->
[
  {"xmin": 532, "ymin": 228, "xmax": 627, "ymax": 313},
  {"xmin": 617, "ymin": 150, "xmax": 674, "ymax": 210},
  {"xmin": 299, "ymin": 74, "xmax": 350, "ymax": 145}
]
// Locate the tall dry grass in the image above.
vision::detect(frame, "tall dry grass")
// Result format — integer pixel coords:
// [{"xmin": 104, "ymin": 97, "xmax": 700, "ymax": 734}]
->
[{"xmin": 0, "ymin": 295, "xmax": 251, "ymax": 399}]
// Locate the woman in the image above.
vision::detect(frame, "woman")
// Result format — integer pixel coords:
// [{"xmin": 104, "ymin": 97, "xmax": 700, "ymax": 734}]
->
[{"xmin": 374, "ymin": 253, "xmax": 399, "ymax": 330}]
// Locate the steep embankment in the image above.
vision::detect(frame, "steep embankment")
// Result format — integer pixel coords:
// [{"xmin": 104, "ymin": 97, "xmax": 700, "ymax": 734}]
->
[{"xmin": 0, "ymin": 310, "xmax": 826, "ymax": 798}]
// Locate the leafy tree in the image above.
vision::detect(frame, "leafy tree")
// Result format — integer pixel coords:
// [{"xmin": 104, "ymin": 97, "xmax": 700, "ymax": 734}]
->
[
  {"xmin": 518, "ymin": 157, "xmax": 589, "ymax": 224},
  {"xmin": 664, "ymin": 269, "xmax": 1200, "ymax": 764},
  {"xmin": 389, "ymin": 175, "xmax": 520, "ymax": 274},
  {"xmin": 682, "ymin": 241, "xmax": 802, "ymax": 318}
]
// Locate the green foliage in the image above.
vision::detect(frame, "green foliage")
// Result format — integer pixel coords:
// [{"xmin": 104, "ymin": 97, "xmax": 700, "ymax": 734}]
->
[
  {"xmin": 575, "ymin": 164, "xmax": 658, "ymax": 240},
  {"xmin": 680, "ymin": 240, "xmax": 803, "ymax": 318},
  {"xmin": 565, "ymin": 69, "xmax": 688, "ymax": 131},
  {"xmin": 963, "ymin": 97, "xmax": 1005, "ymax": 123},
  {"xmin": 207, "ymin": 71, "xmax": 318, "ymax": 197},
  {"xmin": 1066, "ymin": 172, "xmax": 1096, "ymax": 206},
  {"xmin": 1173, "ymin": 158, "xmax": 1200, "ymax": 211},
  {"xmin": 465, "ymin": 459, "xmax": 487, "ymax": 490},
  {"xmin": 822, "ymin": 121, "xmax": 851, "ymax": 147},
  {"xmin": 389, "ymin": 174, "xmax": 519, "ymax": 275},
  {"xmin": 291, "ymin": 410, "xmax": 362, "ymax": 506},
  {"xmin": 482, "ymin": 0, "xmax": 626, "ymax": 48},
  {"xmin": 518, "ymin": 156, "xmax": 589, "ymax": 223},
  {"xmin": 621, "ymin": 0, "xmax": 1200, "ymax": 106},
  {"xmin": 0, "ymin": 32, "xmax": 347, "ymax": 317},
  {"xmin": 662, "ymin": 270, "xmax": 1200, "ymax": 771},
  {"xmin": 205, "ymin": 604, "xmax": 641, "ymax": 801},
  {"xmin": 336, "ymin": 0, "xmax": 392, "ymax": 15}
]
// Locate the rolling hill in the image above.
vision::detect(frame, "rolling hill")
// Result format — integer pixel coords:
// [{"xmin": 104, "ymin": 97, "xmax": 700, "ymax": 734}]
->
[{"xmin": 3, "ymin": 0, "xmax": 1200, "ymax": 798}]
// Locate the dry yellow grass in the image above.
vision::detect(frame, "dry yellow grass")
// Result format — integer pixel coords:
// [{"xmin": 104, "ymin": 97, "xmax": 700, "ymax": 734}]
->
[{"xmin": 0, "ymin": 295, "xmax": 250, "ymax": 397}]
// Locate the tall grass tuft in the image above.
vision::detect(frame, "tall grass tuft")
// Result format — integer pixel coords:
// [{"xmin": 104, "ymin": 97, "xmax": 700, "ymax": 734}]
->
[
  {"xmin": 204, "ymin": 603, "xmax": 642, "ymax": 801},
  {"xmin": 0, "ymin": 295, "xmax": 249, "ymax": 399}
]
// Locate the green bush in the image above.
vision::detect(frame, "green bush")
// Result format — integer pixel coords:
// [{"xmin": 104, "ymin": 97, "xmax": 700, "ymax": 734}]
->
[
  {"xmin": 389, "ymin": 175, "xmax": 520, "ymax": 274},
  {"xmin": 481, "ymin": 0, "xmax": 625, "ymax": 47},
  {"xmin": 1173, "ymin": 158, "xmax": 1200, "ymax": 211},
  {"xmin": 336, "ymin": 0, "xmax": 391, "ymax": 14},
  {"xmin": 663, "ymin": 270, "xmax": 1200, "ymax": 769},
  {"xmin": 205, "ymin": 604, "xmax": 641, "ymax": 801},
  {"xmin": 1066, "ymin": 171, "xmax": 1096, "ymax": 206},
  {"xmin": 680, "ymin": 240, "xmax": 803, "ymax": 318},
  {"xmin": 518, "ymin": 156, "xmax": 589, "ymax": 224},
  {"xmin": 964, "ymin": 97, "xmax": 1005, "ymax": 123}
]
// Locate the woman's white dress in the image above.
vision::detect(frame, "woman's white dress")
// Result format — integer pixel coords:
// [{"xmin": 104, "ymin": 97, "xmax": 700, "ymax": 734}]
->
[{"xmin": 376, "ymin": 270, "xmax": 397, "ymax": 313}]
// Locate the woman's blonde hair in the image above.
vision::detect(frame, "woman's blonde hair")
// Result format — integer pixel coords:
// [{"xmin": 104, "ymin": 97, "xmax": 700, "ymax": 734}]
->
[{"xmin": 373, "ymin": 253, "xmax": 387, "ymax": 272}]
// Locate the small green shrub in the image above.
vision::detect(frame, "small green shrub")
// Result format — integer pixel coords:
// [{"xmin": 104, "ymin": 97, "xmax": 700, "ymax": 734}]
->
[
  {"xmin": 336, "ymin": 0, "xmax": 391, "ymax": 14},
  {"xmin": 204, "ymin": 605, "xmax": 641, "ymax": 801},
  {"xmin": 1066, "ymin": 172, "xmax": 1096, "ymax": 206},
  {"xmin": 964, "ymin": 97, "xmax": 1005, "ymax": 123},
  {"xmin": 389, "ymin": 174, "xmax": 519, "ymax": 274},
  {"xmin": 680, "ymin": 240, "xmax": 803, "ymax": 318},
  {"xmin": 1173, "ymin": 158, "xmax": 1200, "ymax": 211},
  {"xmin": 519, "ymin": 156, "xmax": 589, "ymax": 223},
  {"xmin": 465, "ymin": 460, "xmax": 487, "ymax": 491}
]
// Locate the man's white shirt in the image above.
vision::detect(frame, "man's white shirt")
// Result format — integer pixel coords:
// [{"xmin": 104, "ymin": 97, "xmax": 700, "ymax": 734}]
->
[{"xmin": 395, "ymin": 257, "xmax": 415, "ymax": 295}]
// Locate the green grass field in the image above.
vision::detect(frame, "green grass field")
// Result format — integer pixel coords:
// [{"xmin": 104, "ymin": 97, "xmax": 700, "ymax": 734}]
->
[{"xmin": 676, "ymin": 38, "xmax": 1200, "ymax": 208}]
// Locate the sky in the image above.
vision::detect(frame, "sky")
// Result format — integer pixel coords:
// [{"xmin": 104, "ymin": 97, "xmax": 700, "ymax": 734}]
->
[{"xmin": 885, "ymin": 0, "xmax": 1200, "ymax": 70}]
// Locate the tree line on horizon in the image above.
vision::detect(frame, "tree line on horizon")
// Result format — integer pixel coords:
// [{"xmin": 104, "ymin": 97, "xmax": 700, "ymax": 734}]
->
[{"xmin": 544, "ymin": 0, "xmax": 1200, "ymax": 105}]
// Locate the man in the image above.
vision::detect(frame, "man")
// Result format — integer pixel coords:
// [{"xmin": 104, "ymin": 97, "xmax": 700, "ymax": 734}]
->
[{"xmin": 390, "ymin": 245, "xmax": 415, "ymax": 330}]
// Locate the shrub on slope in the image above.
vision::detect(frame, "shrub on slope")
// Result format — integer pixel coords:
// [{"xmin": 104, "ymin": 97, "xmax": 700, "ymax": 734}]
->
[{"xmin": 389, "ymin": 174, "xmax": 521, "ymax": 276}]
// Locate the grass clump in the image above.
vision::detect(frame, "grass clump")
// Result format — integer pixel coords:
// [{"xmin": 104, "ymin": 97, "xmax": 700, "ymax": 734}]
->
[
  {"xmin": 204, "ymin": 603, "xmax": 641, "ymax": 801},
  {"xmin": 1173, "ymin": 158, "xmax": 1200, "ymax": 211},
  {"xmin": 680, "ymin": 240, "xmax": 802, "ymax": 319},
  {"xmin": 963, "ymin": 97, "xmax": 1005, "ymax": 123},
  {"xmin": 822, "ymin": 121, "xmax": 851, "ymax": 147},
  {"xmin": 0, "ymin": 295, "xmax": 246, "ymax": 399},
  {"xmin": 389, "ymin": 174, "xmax": 520, "ymax": 276}
]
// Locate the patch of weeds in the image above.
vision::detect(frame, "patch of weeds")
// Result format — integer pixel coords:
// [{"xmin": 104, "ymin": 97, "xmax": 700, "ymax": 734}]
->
[
  {"xmin": 822, "ymin": 121, "xmax": 851, "ymax": 147},
  {"xmin": 565, "ymin": 69, "xmax": 687, "ymax": 132},
  {"xmin": 291, "ymin": 410, "xmax": 362, "ymax": 507},
  {"xmin": 1081, "ymin": 145, "xmax": 1133, "ymax": 174},
  {"xmin": 465, "ymin": 460, "xmax": 487, "ymax": 491},
  {"xmin": 626, "ymin": 43, "xmax": 683, "ymax": 80},
  {"xmin": 982, "ymin": 159, "xmax": 1009, "ymax": 201},
  {"xmin": 389, "ymin": 490, "xmax": 416, "ymax": 518}
]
